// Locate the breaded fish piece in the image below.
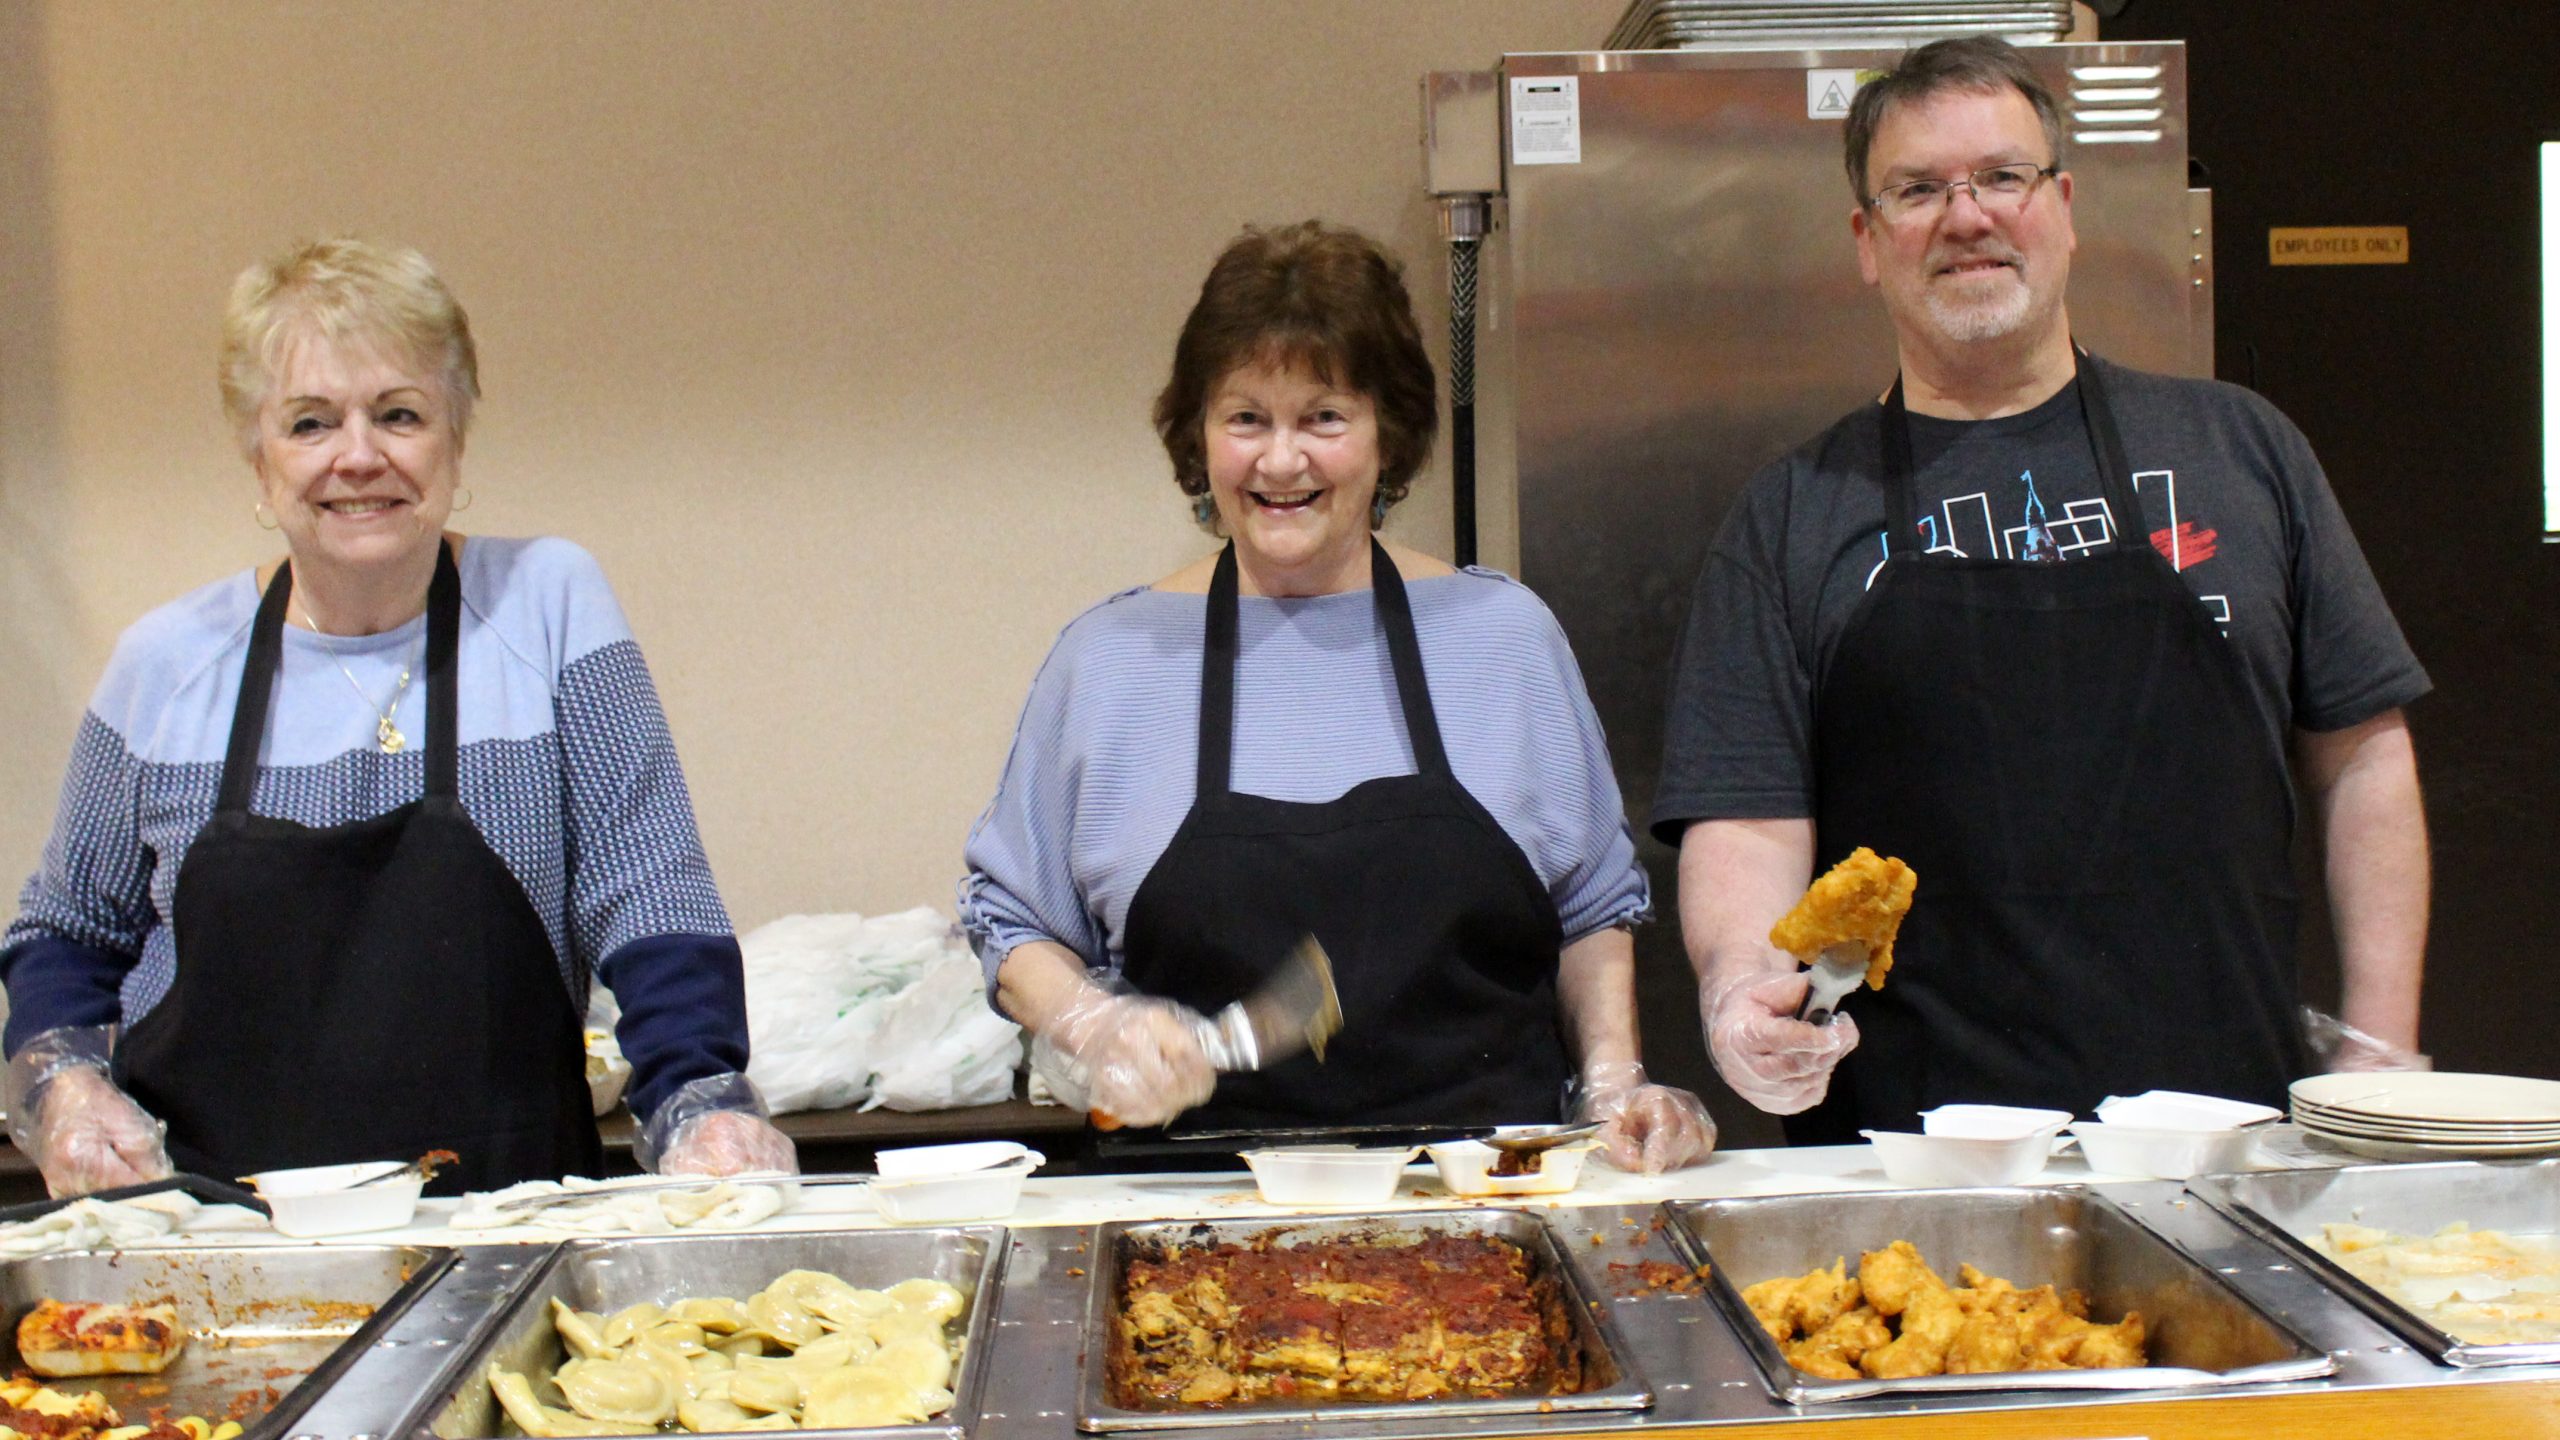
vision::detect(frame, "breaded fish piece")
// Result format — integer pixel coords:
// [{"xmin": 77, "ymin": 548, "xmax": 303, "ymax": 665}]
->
[
  {"xmin": 1768, "ymin": 847, "xmax": 1916, "ymax": 988},
  {"xmin": 1854, "ymin": 1241, "xmax": 1946, "ymax": 1320}
]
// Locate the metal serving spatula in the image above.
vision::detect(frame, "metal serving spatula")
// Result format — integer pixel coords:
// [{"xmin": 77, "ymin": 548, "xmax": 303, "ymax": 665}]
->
[{"xmin": 1188, "ymin": 934, "xmax": 1345, "ymax": 1070}]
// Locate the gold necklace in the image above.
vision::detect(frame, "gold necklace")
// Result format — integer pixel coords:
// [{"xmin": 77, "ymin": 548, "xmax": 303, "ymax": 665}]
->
[{"xmin": 296, "ymin": 601, "xmax": 420, "ymax": 755}]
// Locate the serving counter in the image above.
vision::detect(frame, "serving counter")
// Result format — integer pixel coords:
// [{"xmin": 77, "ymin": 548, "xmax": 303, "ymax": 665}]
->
[{"xmin": 8, "ymin": 1138, "xmax": 2552, "ymax": 1439}]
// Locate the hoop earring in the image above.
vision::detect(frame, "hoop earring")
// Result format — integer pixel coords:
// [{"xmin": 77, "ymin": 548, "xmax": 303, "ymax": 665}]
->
[
  {"xmin": 253, "ymin": 502, "xmax": 280, "ymax": 531},
  {"xmin": 451, "ymin": 487, "xmax": 474, "ymax": 512}
]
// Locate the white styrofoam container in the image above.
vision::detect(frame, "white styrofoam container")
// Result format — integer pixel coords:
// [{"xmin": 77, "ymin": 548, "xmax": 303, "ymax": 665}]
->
[
  {"xmin": 247, "ymin": 1160, "xmax": 423, "ymax": 1237},
  {"xmin": 1238, "ymin": 1146, "xmax": 1420, "ymax": 1205},
  {"xmin": 1863, "ymin": 1106, "xmax": 2071, "ymax": 1186},
  {"xmin": 2069, "ymin": 1121, "xmax": 2263, "ymax": 1179},
  {"xmin": 866, "ymin": 1143, "xmax": 1044, "ymax": 1222},
  {"xmin": 1425, "ymin": 1136, "xmax": 1601, "ymax": 1196}
]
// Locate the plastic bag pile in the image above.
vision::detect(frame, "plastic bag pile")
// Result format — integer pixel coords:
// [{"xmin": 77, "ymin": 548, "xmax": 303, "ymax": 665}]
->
[{"xmin": 741, "ymin": 908, "xmax": 1023, "ymax": 1115}]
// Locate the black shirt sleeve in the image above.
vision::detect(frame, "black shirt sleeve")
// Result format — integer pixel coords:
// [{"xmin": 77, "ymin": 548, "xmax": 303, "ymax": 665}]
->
[
  {"xmin": 1649, "ymin": 458, "xmax": 1820, "ymax": 843},
  {"xmin": 2256, "ymin": 397, "xmax": 2432, "ymax": 731}
]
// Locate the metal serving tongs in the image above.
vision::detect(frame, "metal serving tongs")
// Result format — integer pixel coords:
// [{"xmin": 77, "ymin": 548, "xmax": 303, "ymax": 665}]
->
[
  {"xmin": 1481, "ymin": 1121, "xmax": 1604, "ymax": 1159},
  {"xmin": 1793, "ymin": 942, "xmax": 1872, "ymax": 1024},
  {"xmin": 350, "ymin": 1148, "xmax": 459, "ymax": 1188},
  {"xmin": 491, "ymin": 1170, "xmax": 841, "ymax": 1214}
]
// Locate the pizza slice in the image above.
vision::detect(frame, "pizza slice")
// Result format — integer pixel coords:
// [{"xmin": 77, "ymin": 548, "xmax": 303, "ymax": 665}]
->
[{"xmin": 14, "ymin": 1299, "xmax": 187, "ymax": 1376}]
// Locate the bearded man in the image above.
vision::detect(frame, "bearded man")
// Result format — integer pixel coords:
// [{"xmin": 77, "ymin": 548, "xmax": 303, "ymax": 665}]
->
[{"xmin": 1651, "ymin": 35, "xmax": 2431, "ymax": 1139}]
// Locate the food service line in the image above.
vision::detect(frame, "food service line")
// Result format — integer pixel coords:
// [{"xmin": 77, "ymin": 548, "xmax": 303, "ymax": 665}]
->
[{"xmin": 41, "ymin": 1142, "xmax": 2558, "ymax": 1440}]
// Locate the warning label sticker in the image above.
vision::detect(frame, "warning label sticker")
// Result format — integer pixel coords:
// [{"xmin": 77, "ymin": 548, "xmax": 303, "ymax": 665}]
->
[
  {"xmin": 1807, "ymin": 68, "xmax": 1864, "ymax": 120},
  {"xmin": 1510, "ymin": 75, "xmax": 1581, "ymax": 166}
]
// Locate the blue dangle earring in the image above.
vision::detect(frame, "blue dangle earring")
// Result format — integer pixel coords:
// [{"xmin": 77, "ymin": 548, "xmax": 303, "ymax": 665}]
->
[
  {"xmin": 1370, "ymin": 495, "xmax": 1389, "ymax": 530},
  {"xmin": 1192, "ymin": 492, "xmax": 1218, "ymax": 527}
]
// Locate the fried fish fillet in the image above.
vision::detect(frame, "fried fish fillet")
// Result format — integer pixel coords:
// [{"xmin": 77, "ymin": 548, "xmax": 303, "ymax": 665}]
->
[
  {"xmin": 1768, "ymin": 846, "xmax": 1917, "ymax": 988},
  {"xmin": 1745, "ymin": 1245, "xmax": 2146, "ymax": 1380}
]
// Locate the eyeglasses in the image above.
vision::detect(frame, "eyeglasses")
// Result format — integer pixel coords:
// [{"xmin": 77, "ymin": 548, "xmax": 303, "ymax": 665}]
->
[{"xmin": 1867, "ymin": 163, "xmax": 2060, "ymax": 223}]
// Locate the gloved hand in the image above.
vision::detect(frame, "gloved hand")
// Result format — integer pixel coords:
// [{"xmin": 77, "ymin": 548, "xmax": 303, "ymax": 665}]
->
[
  {"xmin": 1571, "ymin": 1059, "xmax": 1716, "ymax": 1173},
  {"xmin": 635, "ymin": 1072, "xmax": 798, "ymax": 1175},
  {"xmin": 26, "ymin": 1066, "xmax": 174, "ymax": 1199},
  {"xmin": 1703, "ymin": 968, "xmax": 1860, "ymax": 1115},
  {"xmin": 2303, "ymin": 1006, "xmax": 2430, "ymax": 1074},
  {"xmin": 1029, "ymin": 989, "xmax": 1216, "ymax": 1130},
  {"xmin": 658, "ymin": 1109, "xmax": 799, "ymax": 1177}
]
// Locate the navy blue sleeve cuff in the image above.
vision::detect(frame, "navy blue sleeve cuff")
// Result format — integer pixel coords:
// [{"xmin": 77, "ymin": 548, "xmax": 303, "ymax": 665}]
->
[
  {"xmin": 598, "ymin": 932, "xmax": 751, "ymax": 1124},
  {"xmin": 1, "ymin": 937, "xmax": 130, "ymax": 1057}
]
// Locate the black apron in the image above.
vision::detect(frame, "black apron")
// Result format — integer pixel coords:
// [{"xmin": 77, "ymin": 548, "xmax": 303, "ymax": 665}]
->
[
  {"xmin": 1789, "ymin": 355, "xmax": 2308, "ymax": 1143},
  {"xmin": 115, "ymin": 544, "xmax": 602, "ymax": 1192},
  {"xmin": 1119, "ymin": 541, "xmax": 1572, "ymax": 1131}
]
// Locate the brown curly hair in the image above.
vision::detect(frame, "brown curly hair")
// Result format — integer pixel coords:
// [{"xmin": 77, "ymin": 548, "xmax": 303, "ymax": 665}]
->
[{"xmin": 1153, "ymin": 221, "xmax": 1438, "ymax": 517}]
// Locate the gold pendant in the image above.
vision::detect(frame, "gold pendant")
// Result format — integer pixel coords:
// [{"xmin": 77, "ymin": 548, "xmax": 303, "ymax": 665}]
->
[{"xmin": 378, "ymin": 715, "xmax": 407, "ymax": 755}]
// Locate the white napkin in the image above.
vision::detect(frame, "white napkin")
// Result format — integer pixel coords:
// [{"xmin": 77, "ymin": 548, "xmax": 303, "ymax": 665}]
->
[
  {"xmin": 450, "ymin": 1176, "xmax": 788, "ymax": 1234},
  {"xmin": 0, "ymin": 1193, "xmax": 266, "ymax": 1258}
]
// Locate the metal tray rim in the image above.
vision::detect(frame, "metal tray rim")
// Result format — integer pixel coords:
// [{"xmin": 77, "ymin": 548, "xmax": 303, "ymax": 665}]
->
[
  {"xmin": 1663, "ymin": 1186, "xmax": 2336, "ymax": 1405},
  {"xmin": 1075, "ymin": 1207, "xmax": 1653, "ymax": 1432},
  {"xmin": 2186, "ymin": 1161, "xmax": 2560, "ymax": 1370}
]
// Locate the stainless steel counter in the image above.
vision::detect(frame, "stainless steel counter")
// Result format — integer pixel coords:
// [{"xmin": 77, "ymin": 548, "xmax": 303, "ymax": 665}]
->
[{"xmin": 18, "ymin": 1150, "xmax": 2560, "ymax": 1437}]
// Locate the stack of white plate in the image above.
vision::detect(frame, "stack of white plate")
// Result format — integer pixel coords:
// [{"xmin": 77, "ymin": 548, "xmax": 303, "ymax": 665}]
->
[{"xmin": 2291, "ymin": 1072, "xmax": 2560, "ymax": 1160}]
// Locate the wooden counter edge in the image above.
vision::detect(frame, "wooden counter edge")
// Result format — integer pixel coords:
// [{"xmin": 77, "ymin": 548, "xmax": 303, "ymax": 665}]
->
[{"xmin": 1526, "ymin": 1378, "xmax": 2560, "ymax": 1439}]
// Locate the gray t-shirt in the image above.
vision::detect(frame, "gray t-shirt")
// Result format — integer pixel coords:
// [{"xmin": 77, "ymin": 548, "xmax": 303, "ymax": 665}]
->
[{"xmin": 1650, "ymin": 357, "xmax": 2430, "ymax": 841}]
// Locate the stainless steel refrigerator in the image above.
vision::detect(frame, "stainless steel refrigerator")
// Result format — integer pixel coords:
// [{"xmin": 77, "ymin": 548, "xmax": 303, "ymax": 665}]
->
[{"xmin": 1421, "ymin": 41, "xmax": 2204, "ymax": 1136}]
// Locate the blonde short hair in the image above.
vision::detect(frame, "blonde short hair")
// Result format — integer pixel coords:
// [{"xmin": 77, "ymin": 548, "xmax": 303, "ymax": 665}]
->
[{"xmin": 219, "ymin": 237, "xmax": 480, "ymax": 456}]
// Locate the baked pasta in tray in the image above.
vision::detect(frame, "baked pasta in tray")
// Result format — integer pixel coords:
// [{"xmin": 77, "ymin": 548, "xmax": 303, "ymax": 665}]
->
[{"xmin": 1110, "ymin": 1232, "xmax": 1582, "ymax": 1408}]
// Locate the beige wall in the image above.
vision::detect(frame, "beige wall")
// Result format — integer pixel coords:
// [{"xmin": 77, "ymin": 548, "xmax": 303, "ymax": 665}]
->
[{"xmin": 0, "ymin": 1, "xmax": 1619, "ymax": 934}]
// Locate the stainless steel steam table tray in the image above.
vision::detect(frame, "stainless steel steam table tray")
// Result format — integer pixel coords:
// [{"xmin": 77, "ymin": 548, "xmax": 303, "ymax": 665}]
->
[
  {"xmin": 1664, "ymin": 1185, "xmax": 2334, "ymax": 1404},
  {"xmin": 2189, "ymin": 1158, "xmax": 2560, "ymax": 1368},
  {"xmin": 399, "ymin": 1225, "xmax": 1008, "ymax": 1440},
  {"xmin": 1077, "ymin": 1208, "xmax": 1651, "ymax": 1431}
]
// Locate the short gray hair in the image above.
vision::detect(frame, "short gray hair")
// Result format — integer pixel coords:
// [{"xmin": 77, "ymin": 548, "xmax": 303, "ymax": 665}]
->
[{"xmin": 1843, "ymin": 36, "xmax": 2064, "ymax": 203}]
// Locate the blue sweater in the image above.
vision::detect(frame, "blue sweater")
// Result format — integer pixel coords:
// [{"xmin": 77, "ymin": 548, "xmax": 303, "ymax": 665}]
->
[
  {"xmin": 960, "ymin": 568, "xmax": 1650, "ymax": 984},
  {"xmin": 2, "ymin": 536, "xmax": 745, "ymax": 1125}
]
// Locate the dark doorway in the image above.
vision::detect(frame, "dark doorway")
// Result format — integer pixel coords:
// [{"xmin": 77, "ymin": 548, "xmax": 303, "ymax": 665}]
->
[{"xmin": 2096, "ymin": 1, "xmax": 2560, "ymax": 1081}]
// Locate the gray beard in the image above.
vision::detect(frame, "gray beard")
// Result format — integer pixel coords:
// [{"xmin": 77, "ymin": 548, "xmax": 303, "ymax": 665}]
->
[{"xmin": 1924, "ymin": 273, "xmax": 2038, "ymax": 343}]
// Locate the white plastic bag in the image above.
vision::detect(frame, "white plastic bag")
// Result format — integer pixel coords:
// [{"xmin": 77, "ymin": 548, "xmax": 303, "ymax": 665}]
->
[{"xmin": 740, "ymin": 908, "xmax": 1023, "ymax": 1115}]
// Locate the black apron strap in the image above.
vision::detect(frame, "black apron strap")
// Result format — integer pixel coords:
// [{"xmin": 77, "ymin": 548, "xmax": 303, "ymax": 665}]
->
[
  {"xmin": 424, "ymin": 542, "xmax": 462, "ymax": 801},
  {"xmin": 1198, "ymin": 544, "xmax": 1242, "ymax": 798},
  {"xmin": 2069, "ymin": 352, "xmax": 2146, "ymax": 534},
  {"xmin": 1879, "ymin": 376, "xmax": 1924, "ymax": 557},
  {"xmin": 1199, "ymin": 539, "xmax": 1453, "ymax": 793},
  {"xmin": 217, "ymin": 565, "xmax": 297, "ymax": 816},
  {"xmin": 1368, "ymin": 540, "xmax": 1453, "ymax": 780}
]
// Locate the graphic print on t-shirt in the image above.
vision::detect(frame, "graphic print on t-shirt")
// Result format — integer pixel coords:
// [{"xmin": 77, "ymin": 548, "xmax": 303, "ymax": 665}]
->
[
  {"xmin": 2016, "ymin": 471, "xmax": 2060, "ymax": 562},
  {"xmin": 1862, "ymin": 465, "xmax": 2233, "ymax": 630}
]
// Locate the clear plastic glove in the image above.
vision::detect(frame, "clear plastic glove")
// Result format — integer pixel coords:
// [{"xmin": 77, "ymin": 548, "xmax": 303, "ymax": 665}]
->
[
  {"xmin": 1703, "ymin": 968, "xmax": 1860, "ymax": 1115},
  {"xmin": 1570, "ymin": 1059, "xmax": 1716, "ymax": 1173},
  {"xmin": 5, "ymin": 1028, "xmax": 173, "ymax": 1199},
  {"xmin": 636, "ymin": 1072, "xmax": 798, "ymax": 1175},
  {"xmin": 1028, "ymin": 988, "xmax": 1216, "ymax": 1130},
  {"xmin": 2303, "ymin": 1006, "xmax": 2431, "ymax": 1074}
]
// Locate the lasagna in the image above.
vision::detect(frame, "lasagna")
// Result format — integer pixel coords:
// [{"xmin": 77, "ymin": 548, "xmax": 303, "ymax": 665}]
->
[
  {"xmin": 13, "ymin": 1303, "xmax": 185, "ymax": 1378},
  {"xmin": 1112, "ymin": 1233, "xmax": 1580, "ymax": 1408}
]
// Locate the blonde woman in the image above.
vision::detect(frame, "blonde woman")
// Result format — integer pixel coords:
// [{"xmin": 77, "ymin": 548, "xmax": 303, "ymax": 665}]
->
[{"xmin": 1, "ymin": 238, "xmax": 791, "ymax": 1196}]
